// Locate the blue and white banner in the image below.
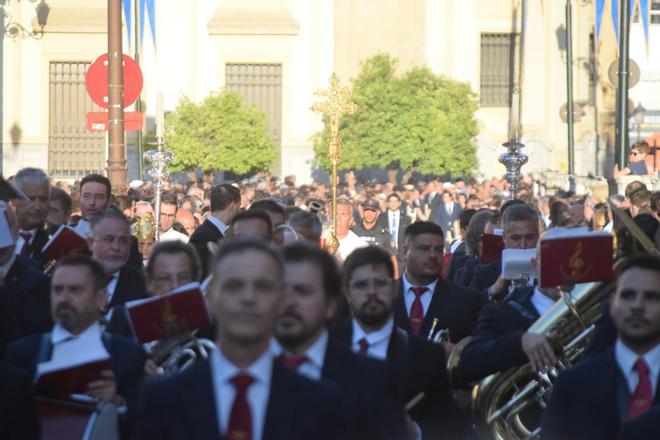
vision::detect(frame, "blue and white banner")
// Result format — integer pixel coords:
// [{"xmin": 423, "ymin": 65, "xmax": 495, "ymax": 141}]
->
[
  {"xmin": 596, "ymin": 0, "xmax": 650, "ymax": 50},
  {"xmin": 122, "ymin": 0, "xmax": 157, "ymax": 51}
]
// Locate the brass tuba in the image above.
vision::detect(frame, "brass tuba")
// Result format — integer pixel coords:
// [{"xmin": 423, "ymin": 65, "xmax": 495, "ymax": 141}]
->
[{"xmin": 469, "ymin": 280, "xmax": 614, "ymax": 439}]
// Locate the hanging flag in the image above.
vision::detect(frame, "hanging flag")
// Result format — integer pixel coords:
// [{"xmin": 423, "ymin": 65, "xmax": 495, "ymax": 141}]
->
[
  {"xmin": 139, "ymin": 0, "xmax": 157, "ymax": 48},
  {"xmin": 639, "ymin": 0, "xmax": 650, "ymax": 50},
  {"xmin": 597, "ymin": 0, "xmax": 650, "ymax": 51},
  {"xmin": 123, "ymin": 0, "xmax": 132, "ymax": 51},
  {"xmin": 596, "ymin": 0, "xmax": 606, "ymax": 45}
]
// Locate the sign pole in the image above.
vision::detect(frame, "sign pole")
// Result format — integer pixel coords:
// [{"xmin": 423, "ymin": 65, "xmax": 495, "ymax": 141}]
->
[{"xmin": 107, "ymin": 0, "xmax": 128, "ymax": 195}]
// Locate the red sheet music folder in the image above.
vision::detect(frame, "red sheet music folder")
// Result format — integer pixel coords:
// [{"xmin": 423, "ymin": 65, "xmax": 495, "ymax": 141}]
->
[
  {"xmin": 42, "ymin": 225, "xmax": 90, "ymax": 261},
  {"xmin": 539, "ymin": 229, "xmax": 614, "ymax": 288},
  {"xmin": 481, "ymin": 232, "xmax": 505, "ymax": 264},
  {"xmin": 34, "ymin": 358, "xmax": 112, "ymax": 397},
  {"xmin": 126, "ymin": 282, "xmax": 210, "ymax": 343}
]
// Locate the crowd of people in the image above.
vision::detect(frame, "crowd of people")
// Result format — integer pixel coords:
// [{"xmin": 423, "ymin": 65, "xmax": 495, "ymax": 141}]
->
[{"xmin": 0, "ymin": 165, "xmax": 659, "ymax": 440}]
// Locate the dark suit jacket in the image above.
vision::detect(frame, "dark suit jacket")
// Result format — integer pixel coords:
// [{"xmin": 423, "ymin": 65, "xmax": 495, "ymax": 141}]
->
[
  {"xmin": 189, "ymin": 218, "xmax": 223, "ymax": 278},
  {"xmin": 447, "ymin": 253, "xmax": 469, "ymax": 283},
  {"xmin": 110, "ymin": 265, "xmax": 149, "ymax": 308},
  {"xmin": 0, "ymin": 255, "xmax": 52, "ymax": 353},
  {"xmin": 0, "ymin": 362, "xmax": 39, "ymax": 440},
  {"xmin": 453, "ymin": 256, "xmax": 480, "ymax": 287},
  {"xmin": 580, "ymin": 301, "xmax": 617, "ymax": 361},
  {"xmin": 468, "ymin": 260, "xmax": 501, "ymax": 293},
  {"xmin": 21, "ymin": 227, "xmax": 50, "ymax": 265},
  {"xmin": 6, "ymin": 330, "xmax": 146, "ymax": 433},
  {"xmin": 106, "ymin": 305, "xmax": 134, "ymax": 340},
  {"xmin": 333, "ymin": 321, "xmax": 465, "ymax": 439},
  {"xmin": 620, "ymin": 405, "xmax": 660, "ymax": 440},
  {"xmin": 457, "ymin": 287, "xmax": 539, "ymax": 383},
  {"xmin": 541, "ymin": 349, "xmax": 660, "ymax": 440},
  {"xmin": 394, "ymin": 276, "xmax": 485, "ymax": 343},
  {"xmin": 321, "ymin": 337, "xmax": 407, "ymax": 439},
  {"xmin": 430, "ymin": 202, "xmax": 461, "ymax": 235},
  {"xmin": 136, "ymin": 357, "xmax": 350, "ymax": 440}
]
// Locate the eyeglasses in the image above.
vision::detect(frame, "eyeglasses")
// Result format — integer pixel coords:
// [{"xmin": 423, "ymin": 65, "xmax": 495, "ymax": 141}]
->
[{"xmin": 348, "ymin": 278, "xmax": 393, "ymax": 291}]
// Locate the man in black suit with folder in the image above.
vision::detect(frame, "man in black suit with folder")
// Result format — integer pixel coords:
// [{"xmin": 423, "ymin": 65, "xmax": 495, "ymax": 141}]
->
[
  {"xmin": 189, "ymin": 183, "xmax": 241, "ymax": 278},
  {"xmin": 6, "ymin": 255, "xmax": 146, "ymax": 435},
  {"xmin": 137, "ymin": 238, "xmax": 350, "ymax": 440},
  {"xmin": 10, "ymin": 168, "xmax": 51, "ymax": 265},
  {"xmin": 541, "ymin": 255, "xmax": 660, "ymax": 440},
  {"xmin": 394, "ymin": 221, "xmax": 484, "ymax": 343},
  {"xmin": 274, "ymin": 242, "xmax": 408, "ymax": 439}
]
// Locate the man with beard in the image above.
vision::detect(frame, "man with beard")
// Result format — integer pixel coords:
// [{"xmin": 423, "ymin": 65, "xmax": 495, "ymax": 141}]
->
[
  {"xmin": 137, "ymin": 238, "xmax": 350, "ymax": 439},
  {"xmin": 11, "ymin": 168, "xmax": 51, "ymax": 264},
  {"xmin": 6, "ymin": 255, "xmax": 146, "ymax": 436},
  {"xmin": 88, "ymin": 208, "xmax": 148, "ymax": 310},
  {"xmin": 352, "ymin": 199, "xmax": 390, "ymax": 249},
  {"xmin": 541, "ymin": 255, "xmax": 660, "ymax": 440},
  {"xmin": 334, "ymin": 245, "xmax": 466, "ymax": 439},
  {"xmin": 394, "ymin": 221, "xmax": 484, "ymax": 343},
  {"xmin": 274, "ymin": 242, "xmax": 408, "ymax": 439}
]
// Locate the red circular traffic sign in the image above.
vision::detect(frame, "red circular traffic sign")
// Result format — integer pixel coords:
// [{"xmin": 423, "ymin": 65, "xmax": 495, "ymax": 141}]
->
[{"xmin": 85, "ymin": 54, "xmax": 143, "ymax": 109}]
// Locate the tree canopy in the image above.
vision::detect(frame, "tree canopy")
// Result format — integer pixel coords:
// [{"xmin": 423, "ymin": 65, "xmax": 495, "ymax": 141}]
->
[
  {"xmin": 163, "ymin": 91, "xmax": 276, "ymax": 177},
  {"xmin": 313, "ymin": 53, "xmax": 479, "ymax": 179}
]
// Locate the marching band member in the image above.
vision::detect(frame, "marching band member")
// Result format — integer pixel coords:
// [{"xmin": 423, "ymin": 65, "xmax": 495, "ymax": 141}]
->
[
  {"xmin": 137, "ymin": 238, "xmax": 351, "ymax": 439},
  {"xmin": 10, "ymin": 168, "xmax": 51, "ymax": 265},
  {"xmin": 541, "ymin": 255, "xmax": 660, "ymax": 440},
  {"xmin": 273, "ymin": 242, "xmax": 409, "ymax": 439},
  {"xmin": 6, "ymin": 255, "xmax": 146, "ymax": 436}
]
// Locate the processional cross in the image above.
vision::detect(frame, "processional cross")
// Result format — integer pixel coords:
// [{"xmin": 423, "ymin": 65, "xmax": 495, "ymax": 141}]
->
[{"xmin": 311, "ymin": 73, "xmax": 357, "ymax": 238}]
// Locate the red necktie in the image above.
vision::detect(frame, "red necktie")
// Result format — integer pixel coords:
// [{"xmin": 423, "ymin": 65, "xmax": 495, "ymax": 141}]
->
[
  {"xmin": 279, "ymin": 353, "xmax": 308, "ymax": 370},
  {"xmin": 627, "ymin": 358, "xmax": 653, "ymax": 420},
  {"xmin": 227, "ymin": 373, "xmax": 254, "ymax": 440},
  {"xmin": 19, "ymin": 232, "xmax": 32, "ymax": 256},
  {"xmin": 409, "ymin": 286, "xmax": 428, "ymax": 335},
  {"xmin": 358, "ymin": 337, "xmax": 369, "ymax": 355}
]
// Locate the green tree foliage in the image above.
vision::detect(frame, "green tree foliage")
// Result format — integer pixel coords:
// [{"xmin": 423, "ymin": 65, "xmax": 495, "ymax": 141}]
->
[
  {"xmin": 164, "ymin": 91, "xmax": 276, "ymax": 177},
  {"xmin": 313, "ymin": 53, "xmax": 478, "ymax": 179}
]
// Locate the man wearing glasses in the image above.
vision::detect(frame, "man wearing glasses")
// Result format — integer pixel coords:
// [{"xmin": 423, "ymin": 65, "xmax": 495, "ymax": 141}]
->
[
  {"xmin": 158, "ymin": 192, "xmax": 189, "ymax": 243},
  {"xmin": 614, "ymin": 141, "xmax": 655, "ymax": 177}
]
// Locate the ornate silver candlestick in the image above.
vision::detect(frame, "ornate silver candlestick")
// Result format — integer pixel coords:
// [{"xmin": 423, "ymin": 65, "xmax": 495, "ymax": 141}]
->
[
  {"xmin": 144, "ymin": 136, "xmax": 175, "ymax": 241},
  {"xmin": 499, "ymin": 138, "xmax": 528, "ymax": 200}
]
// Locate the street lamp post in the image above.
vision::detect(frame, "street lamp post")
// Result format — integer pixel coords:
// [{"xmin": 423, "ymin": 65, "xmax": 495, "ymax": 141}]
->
[{"xmin": 0, "ymin": 0, "xmax": 49, "ymax": 175}]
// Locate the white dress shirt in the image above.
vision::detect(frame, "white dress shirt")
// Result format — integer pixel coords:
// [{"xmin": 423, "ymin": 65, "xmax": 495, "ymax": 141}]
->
[
  {"xmin": 106, "ymin": 271, "xmax": 120, "ymax": 304},
  {"xmin": 351, "ymin": 318, "xmax": 393, "ymax": 361},
  {"xmin": 401, "ymin": 272, "xmax": 438, "ymax": 318},
  {"xmin": 207, "ymin": 215, "xmax": 229, "ymax": 236},
  {"xmin": 388, "ymin": 210, "xmax": 400, "ymax": 246},
  {"xmin": 39, "ymin": 323, "xmax": 110, "ymax": 374},
  {"xmin": 337, "ymin": 230, "xmax": 368, "ymax": 261},
  {"xmin": 210, "ymin": 345, "xmax": 273, "ymax": 440},
  {"xmin": 615, "ymin": 339, "xmax": 660, "ymax": 395},
  {"xmin": 73, "ymin": 219, "xmax": 91, "ymax": 238},
  {"xmin": 159, "ymin": 228, "xmax": 189, "ymax": 243},
  {"xmin": 530, "ymin": 288, "xmax": 557, "ymax": 317},
  {"xmin": 271, "ymin": 331, "xmax": 328, "ymax": 381},
  {"xmin": 14, "ymin": 228, "xmax": 36, "ymax": 255}
]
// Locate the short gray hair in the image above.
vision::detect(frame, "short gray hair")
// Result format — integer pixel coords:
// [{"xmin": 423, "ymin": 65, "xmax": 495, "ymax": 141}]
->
[
  {"xmin": 89, "ymin": 207, "xmax": 130, "ymax": 235},
  {"xmin": 502, "ymin": 204, "xmax": 538, "ymax": 229},
  {"xmin": 14, "ymin": 168, "xmax": 50, "ymax": 193}
]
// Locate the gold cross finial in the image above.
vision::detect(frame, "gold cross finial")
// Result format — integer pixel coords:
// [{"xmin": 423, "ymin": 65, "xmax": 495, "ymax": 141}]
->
[{"xmin": 311, "ymin": 73, "xmax": 357, "ymax": 158}]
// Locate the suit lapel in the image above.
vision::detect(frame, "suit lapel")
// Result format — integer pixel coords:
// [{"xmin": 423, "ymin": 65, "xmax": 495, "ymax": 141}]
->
[
  {"xmin": 321, "ymin": 338, "xmax": 351, "ymax": 386},
  {"xmin": 419, "ymin": 279, "xmax": 447, "ymax": 337},
  {"xmin": 393, "ymin": 280, "xmax": 411, "ymax": 332},
  {"xmin": 263, "ymin": 363, "xmax": 294, "ymax": 440},
  {"xmin": 180, "ymin": 360, "xmax": 222, "ymax": 439}
]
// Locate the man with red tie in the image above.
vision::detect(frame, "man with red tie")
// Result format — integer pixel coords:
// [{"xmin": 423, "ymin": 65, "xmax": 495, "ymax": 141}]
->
[
  {"xmin": 137, "ymin": 238, "xmax": 349, "ymax": 440},
  {"xmin": 394, "ymin": 221, "xmax": 484, "ymax": 345},
  {"xmin": 541, "ymin": 255, "xmax": 660, "ymax": 440},
  {"xmin": 335, "ymin": 245, "xmax": 467, "ymax": 439},
  {"xmin": 273, "ymin": 242, "xmax": 408, "ymax": 439}
]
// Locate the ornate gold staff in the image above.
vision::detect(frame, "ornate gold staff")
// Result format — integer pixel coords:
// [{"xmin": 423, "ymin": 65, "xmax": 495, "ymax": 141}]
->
[{"xmin": 311, "ymin": 74, "xmax": 357, "ymax": 247}]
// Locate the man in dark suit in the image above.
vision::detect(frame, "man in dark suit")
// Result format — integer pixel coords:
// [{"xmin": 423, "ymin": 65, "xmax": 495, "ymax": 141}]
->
[
  {"xmin": 137, "ymin": 238, "xmax": 350, "ymax": 439},
  {"xmin": 189, "ymin": 183, "xmax": 240, "ymax": 278},
  {"xmin": 377, "ymin": 193, "xmax": 411, "ymax": 263},
  {"xmin": 469, "ymin": 204, "xmax": 540, "ymax": 300},
  {"xmin": 336, "ymin": 245, "xmax": 466, "ymax": 439},
  {"xmin": 541, "ymin": 255, "xmax": 660, "ymax": 440},
  {"xmin": 88, "ymin": 208, "xmax": 148, "ymax": 309},
  {"xmin": 6, "ymin": 256, "xmax": 146, "ymax": 435},
  {"xmin": 274, "ymin": 242, "xmax": 408, "ymax": 439},
  {"xmin": 430, "ymin": 191, "xmax": 461, "ymax": 244},
  {"xmin": 0, "ymin": 202, "xmax": 51, "ymax": 353},
  {"xmin": 10, "ymin": 168, "xmax": 51, "ymax": 265},
  {"xmin": 72, "ymin": 173, "xmax": 142, "ymax": 270},
  {"xmin": 620, "ymin": 406, "xmax": 660, "ymax": 439},
  {"xmin": 394, "ymin": 221, "xmax": 484, "ymax": 343}
]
